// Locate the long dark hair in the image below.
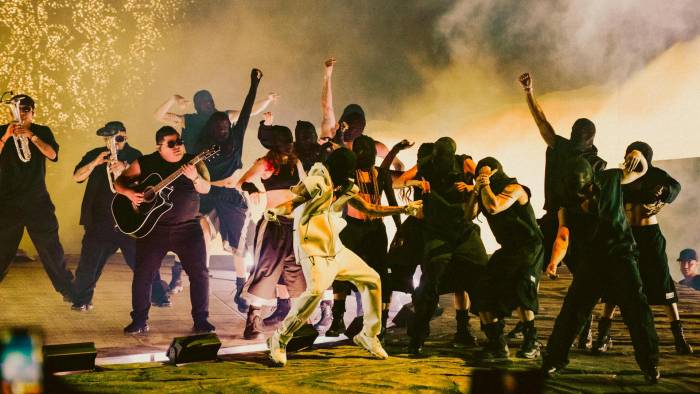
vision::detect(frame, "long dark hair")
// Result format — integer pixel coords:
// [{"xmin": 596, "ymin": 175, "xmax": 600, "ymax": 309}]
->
[{"xmin": 263, "ymin": 149, "xmax": 299, "ymax": 176}]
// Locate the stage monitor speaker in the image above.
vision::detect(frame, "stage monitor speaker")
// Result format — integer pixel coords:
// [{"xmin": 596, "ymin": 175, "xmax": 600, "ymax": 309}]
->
[
  {"xmin": 286, "ymin": 324, "xmax": 319, "ymax": 352},
  {"xmin": 167, "ymin": 333, "xmax": 221, "ymax": 364},
  {"xmin": 42, "ymin": 342, "xmax": 96, "ymax": 373}
]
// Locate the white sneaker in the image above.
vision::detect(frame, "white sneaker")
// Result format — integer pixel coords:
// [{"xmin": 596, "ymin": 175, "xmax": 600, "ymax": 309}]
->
[
  {"xmin": 267, "ymin": 332, "xmax": 287, "ymax": 367},
  {"xmin": 353, "ymin": 332, "xmax": 389, "ymax": 359}
]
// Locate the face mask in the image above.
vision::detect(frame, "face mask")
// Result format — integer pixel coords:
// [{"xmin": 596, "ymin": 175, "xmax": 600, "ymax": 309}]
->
[
  {"xmin": 352, "ymin": 135, "xmax": 377, "ymax": 170},
  {"xmin": 325, "ymin": 148, "xmax": 356, "ymax": 188},
  {"xmin": 432, "ymin": 137, "xmax": 457, "ymax": 173},
  {"xmin": 626, "ymin": 141, "xmax": 653, "ymax": 167},
  {"xmin": 563, "ymin": 158, "xmax": 596, "ymax": 208},
  {"xmin": 570, "ymin": 118, "xmax": 596, "ymax": 150},
  {"xmin": 338, "ymin": 104, "xmax": 366, "ymax": 142}
]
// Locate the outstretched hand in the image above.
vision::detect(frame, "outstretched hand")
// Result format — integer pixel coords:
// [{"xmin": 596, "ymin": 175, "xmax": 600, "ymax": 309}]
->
[{"xmin": 519, "ymin": 73, "xmax": 532, "ymax": 91}]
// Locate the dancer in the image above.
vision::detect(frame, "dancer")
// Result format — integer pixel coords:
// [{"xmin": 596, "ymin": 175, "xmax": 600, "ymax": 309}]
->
[
  {"xmin": 0, "ymin": 94, "xmax": 74, "ymax": 300},
  {"xmin": 404, "ymin": 137, "xmax": 488, "ymax": 355},
  {"xmin": 592, "ymin": 142, "xmax": 691, "ymax": 354},
  {"xmin": 542, "ymin": 150, "xmax": 660, "ymax": 383},
  {"xmin": 326, "ymin": 135, "xmax": 402, "ymax": 338},
  {"xmin": 517, "ymin": 72, "xmax": 607, "ymax": 346},
  {"xmin": 319, "ymin": 57, "xmax": 403, "ymax": 170},
  {"xmin": 72, "ymin": 121, "xmax": 170, "ymax": 311},
  {"xmin": 154, "ymin": 85, "xmax": 275, "ymax": 296},
  {"xmin": 266, "ymin": 148, "xmax": 421, "ymax": 366},
  {"xmin": 116, "ymin": 126, "xmax": 215, "ymax": 334},
  {"xmin": 472, "ymin": 157, "xmax": 544, "ymax": 360},
  {"xmin": 237, "ymin": 122, "xmax": 306, "ymax": 339}
]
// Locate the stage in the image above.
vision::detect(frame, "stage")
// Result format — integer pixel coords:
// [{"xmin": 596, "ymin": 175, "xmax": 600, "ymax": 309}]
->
[{"xmin": 1, "ymin": 256, "xmax": 698, "ymax": 392}]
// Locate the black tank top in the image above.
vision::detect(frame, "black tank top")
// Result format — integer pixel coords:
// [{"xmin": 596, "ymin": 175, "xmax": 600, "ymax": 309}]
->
[
  {"xmin": 137, "ymin": 152, "xmax": 199, "ymax": 226},
  {"xmin": 261, "ymin": 161, "xmax": 299, "ymax": 191},
  {"xmin": 479, "ymin": 185, "xmax": 542, "ymax": 248}
]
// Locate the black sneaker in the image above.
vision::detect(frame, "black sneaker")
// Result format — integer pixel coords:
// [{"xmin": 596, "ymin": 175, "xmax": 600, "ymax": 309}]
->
[
  {"xmin": 325, "ymin": 315, "xmax": 346, "ymax": 337},
  {"xmin": 453, "ymin": 330, "xmax": 479, "ymax": 348},
  {"xmin": 408, "ymin": 338, "xmax": 424, "ymax": 357},
  {"xmin": 541, "ymin": 360, "xmax": 568, "ymax": 379},
  {"xmin": 507, "ymin": 321, "xmax": 525, "ymax": 340},
  {"xmin": 71, "ymin": 303, "xmax": 93, "ymax": 312},
  {"xmin": 591, "ymin": 336, "xmax": 612, "ymax": 354},
  {"xmin": 516, "ymin": 340, "xmax": 541, "ymax": 359},
  {"xmin": 193, "ymin": 320, "xmax": 216, "ymax": 334},
  {"xmin": 124, "ymin": 321, "xmax": 149, "ymax": 335},
  {"xmin": 152, "ymin": 298, "xmax": 173, "ymax": 308},
  {"xmin": 642, "ymin": 366, "xmax": 660, "ymax": 384}
]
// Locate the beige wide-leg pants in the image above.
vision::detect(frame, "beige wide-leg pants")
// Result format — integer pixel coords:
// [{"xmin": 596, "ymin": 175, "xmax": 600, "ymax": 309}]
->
[{"xmin": 276, "ymin": 247, "xmax": 382, "ymax": 344}]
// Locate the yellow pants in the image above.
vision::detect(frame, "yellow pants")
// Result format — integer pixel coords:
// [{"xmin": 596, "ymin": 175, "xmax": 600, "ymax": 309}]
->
[{"xmin": 276, "ymin": 247, "xmax": 382, "ymax": 343}]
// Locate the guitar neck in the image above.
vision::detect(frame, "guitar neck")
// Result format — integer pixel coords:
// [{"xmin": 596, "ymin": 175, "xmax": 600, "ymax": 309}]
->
[{"xmin": 151, "ymin": 155, "xmax": 204, "ymax": 193}]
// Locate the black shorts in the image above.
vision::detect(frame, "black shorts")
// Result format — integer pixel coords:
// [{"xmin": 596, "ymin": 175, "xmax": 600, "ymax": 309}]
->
[
  {"xmin": 633, "ymin": 225, "xmax": 678, "ymax": 305},
  {"xmin": 242, "ymin": 216, "xmax": 306, "ymax": 305},
  {"xmin": 200, "ymin": 188, "xmax": 249, "ymax": 253},
  {"xmin": 386, "ymin": 216, "xmax": 424, "ymax": 293},
  {"xmin": 473, "ymin": 241, "xmax": 544, "ymax": 316}
]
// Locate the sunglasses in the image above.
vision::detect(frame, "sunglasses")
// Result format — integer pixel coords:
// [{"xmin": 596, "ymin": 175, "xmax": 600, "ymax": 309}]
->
[
  {"xmin": 19, "ymin": 106, "xmax": 33, "ymax": 113},
  {"xmin": 160, "ymin": 138, "xmax": 184, "ymax": 148},
  {"xmin": 115, "ymin": 135, "xmax": 126, "ymax": 143}
]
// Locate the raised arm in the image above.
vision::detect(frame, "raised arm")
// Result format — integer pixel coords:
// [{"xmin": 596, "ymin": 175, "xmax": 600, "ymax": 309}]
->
[
  {"xmin": 379, "ymin": 139, "xmax": 413, "ymax": 171},
  {"xmin": 546, "ymin": 208, "xmax": 570, "ymax": 279},
  {"xmin": 154, "ymin": 94, "xmax": 187, "ymax": 129},
  {"xmin": 320, "ymin": 57, "xmax": 337, "ymax": 139},
  {"xmin": 227, "ymin": 92, "xmax": 279, "ymax": 124},
  {"xmin": 621, "ymin": 149, "xmax": 649, "ymax": 185},
  {"xmin": 229, "ymin": 69, "xmax": 263, "ymax": 145},
  {"xmin": 376, "ymin": 140, "xmax": 405, "ymax": 171},
  {"xmin": 519, "ymin": 73, "xmax": 557, "ymax": 147}
]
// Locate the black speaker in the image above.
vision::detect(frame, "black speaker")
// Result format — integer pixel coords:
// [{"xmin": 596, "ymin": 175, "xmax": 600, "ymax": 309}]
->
[
  {"xmin": 167, "ymin": 333, "xmax": 221, "ymax": 364},
  {"xmin": 43, "ymin": 342, "xmax": 96, "ymax": 373},
  {"xmin": 286, "ymin": 324, "xmax": 319, "ymax": 352}
]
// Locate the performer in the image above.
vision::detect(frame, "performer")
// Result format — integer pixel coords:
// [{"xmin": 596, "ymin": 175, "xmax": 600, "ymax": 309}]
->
[
  {"xmin": 116, "ymin": 126, "xmax": 214, "ymax": 334},
  {"xmin": 542, "ymin": 151, "xmax": 660, "ymax": 383},
  {"xmin": 404, "ymin": 137, "xmax": 488, "ymax": 355},
  {"xmin": 677, "ymin": 249, "xmax": 700, "ymax": 290},
  {"xmin": 472, "ymin": 157, "xmax": 544, "ymax": 360},
  {"xmin": 0, "ymin": 94, "xmax": 74, "ymax": 300},
  {"xmin": 266, "ymin": 148, "xmax": 421, "ymax": 366},
  {"xmin": 319, "ymin": 57, "xmax": 403, "ymax": 170},
  {"xmin": 517, "ymin": 72, "xmax": 607, "ymax": 346},
  {"xmin": 236, "ymin": 123, "xmax": 306, "ymax": 340},
  {"xmin": 592, "ymin": 142, "xmax": 691, "ymax": 354},
  {"xmin": 326, "ymin": 135, "xmax": 402, "ymax": 339},
  {"xmin": 71, "ymin": 122, "xmax": 171, "ymax": 311},
  {"xmin": 153, "ymin": 83, "xmax": 275, "ymax": 296}
]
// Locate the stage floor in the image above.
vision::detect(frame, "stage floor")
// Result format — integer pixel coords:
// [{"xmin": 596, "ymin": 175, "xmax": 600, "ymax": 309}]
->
[{"xmin": 2, "ymin": 256, "xmax": 699, "ymax": 392}]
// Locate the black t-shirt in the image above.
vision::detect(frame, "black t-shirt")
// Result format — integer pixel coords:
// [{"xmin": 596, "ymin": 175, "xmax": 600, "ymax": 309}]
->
[
  {"xmin": 75, "ymin": 144, "xmax": 142, "ymax": 227},
  {"xmin": 565, "ymin": 169, "xmax": 637, "ymax": 259},
  {"xmin": 0, "ymin": 123, "xmax": 59, "ymax": 202},
  {"xmin": 623, "ymin": 166, "xmax": 681, "ymax": 205},
  {"xmin": 544, "ymin": 135, "xmax": 607, "ymax": 212},
  {"xmin": 136, "ymin": 152, "xmax": 200, "ymax": 226},
  {"xmin": 183, "ymin": 113, "xmax": 209, "ymax": 154},
  {"xmin": 480, "ymin": 185, "xmax": 543, "ymax": 248}
]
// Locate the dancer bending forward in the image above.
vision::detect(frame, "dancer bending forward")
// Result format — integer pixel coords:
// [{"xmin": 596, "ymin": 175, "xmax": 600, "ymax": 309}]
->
[{"xmin": 266, "ymin": 148, "xmax": 420, "ymax": 366}]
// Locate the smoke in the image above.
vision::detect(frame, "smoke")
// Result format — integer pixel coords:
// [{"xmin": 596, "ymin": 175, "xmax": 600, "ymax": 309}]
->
[{"xmin": 2, "ymin": 0, "xmax": 699, "ymax": 253}]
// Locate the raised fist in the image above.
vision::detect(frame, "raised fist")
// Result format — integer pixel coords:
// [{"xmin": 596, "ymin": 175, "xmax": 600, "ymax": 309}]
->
[
  {"xmin": 519, "ymin": 73, "xmax": 532, "ymax": 91},
  {"xmin": 251, "ymin": 68, "xmax": 263, "ymax": 81},
  {"xmin": 393, "ymin": 139, "xmax": 414, "ymax": 151},
  {"xmin": 324, "ymin": 57, "xmax": 336, "ymax": 77}
]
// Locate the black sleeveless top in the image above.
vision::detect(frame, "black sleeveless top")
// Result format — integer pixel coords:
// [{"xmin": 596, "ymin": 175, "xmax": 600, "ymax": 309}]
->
[
  {"xmin": 262, "ymin": 161, "xmax": 299, "ymax": 191},
  {"xmin": 137, "ymin": 152, "xmax": 199, "ymax": 226}
]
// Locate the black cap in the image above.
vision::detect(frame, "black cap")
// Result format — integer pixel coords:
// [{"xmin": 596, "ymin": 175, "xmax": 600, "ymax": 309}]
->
[
  {"xmin": 12, "ymin": 94, "xmax": 35, "ymax": 109},
  {"xmin": 105, "ymin": 121, "xmax": 126, "ymax": 133},
  {"xmin": 677, "ymin": 248, "xmax": 698, "ymax": 262}
]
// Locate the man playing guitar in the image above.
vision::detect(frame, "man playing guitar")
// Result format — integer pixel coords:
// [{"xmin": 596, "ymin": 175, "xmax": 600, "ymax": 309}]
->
[{"xmin": 115, "ymin": 126, "xmax": 214, "ymax": 334}]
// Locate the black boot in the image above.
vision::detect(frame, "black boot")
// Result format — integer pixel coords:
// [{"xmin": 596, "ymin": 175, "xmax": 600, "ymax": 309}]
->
[
  {"xmin": 408, "ymin": 336, "xmax": 424, "ymax": 357},
  {"xmin": 516, "ymin": 320, "xmax": 541, "ymax": 359},
  {"xmin": 577, "ymin": 315, "xmax": 593, "ymax": 350},
  {"xmin": 479, "ymin": 321, "xmax": 509, "ymax": 360},
  {"xmin": 591, "ymin": 317, "xmax": 613, "ymax": 354},
  {"xmin": 263, "ymin": 298, "xmax": 291, "ymax": 327},
  {"xmin": 233, "ymin": 277, "xmax": 249, "ymax": 316},
  {"xmin": 671, "ymin": 320, "xmax": 693, "ymax": 355},
  {"xmin": 454, "ymin": 310, "xmax": 478, "ymax": 348},
  {"xmin": 314, "ymin": 300, "xmax": 333, "ymax": 334},
  {"xmin": 642, "ymin": 365, "xmax": 661, "ymax": 384},
  {"xmin": 243, "ymin": 306, "xmax": 264, "ymax": 340},
  {"xmin": 325, "ymin": 300, "xmax": 346, "ymax": 337},
  {"xmin": 507, "ymin": 321, "xmax": 525, "ymax": 340}
]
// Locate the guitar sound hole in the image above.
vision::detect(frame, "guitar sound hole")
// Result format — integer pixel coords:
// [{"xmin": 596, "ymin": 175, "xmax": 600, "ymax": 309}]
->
[{"xmin": 143, "ymin": 187, "xmax": 156, "ymax": 203}]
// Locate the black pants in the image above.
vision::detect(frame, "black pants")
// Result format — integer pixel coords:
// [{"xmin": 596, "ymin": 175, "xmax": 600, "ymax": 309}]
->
[
  {"xmin": 73, "ymin": 223, "xmax": 167, "ymax": 305},
  {"xmin": 408, "ymin": 225, "xmax": 488, "ymax": 342},
  {"xmin": 0, "ymin": 196, "xmax": 74, "ymax": 297},
  {"xmin": 544, "ymin": 253, "xmax": 659, "ymax": 370},
  {"xmin": 336, "ymin": 217, "xmax": 391, "ymax": 303},
  {"xmin": 633, "ymin": 225, "xmax": 678, "ymax": 305},
  {"xmin": 131, "ymin": 221, "xmax": 208, "ymax": 324}
]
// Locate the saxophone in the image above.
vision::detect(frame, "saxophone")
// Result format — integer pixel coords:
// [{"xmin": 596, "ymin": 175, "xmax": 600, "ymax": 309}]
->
[
  {"xmin": 97, "ymin": 125, "xmax": 126, "ymax": 193},
  {"xmin": 1, "ymin": 91, "xmax": 31, "ymax": 163}
]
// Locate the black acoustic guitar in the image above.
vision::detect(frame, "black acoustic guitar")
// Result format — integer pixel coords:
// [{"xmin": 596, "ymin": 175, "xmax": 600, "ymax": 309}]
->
[{"xmin": 111, "ymin": 145, "xmax": 220, "ymax": 238}]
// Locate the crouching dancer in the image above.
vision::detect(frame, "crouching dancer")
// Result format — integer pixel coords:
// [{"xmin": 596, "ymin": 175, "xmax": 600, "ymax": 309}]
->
[{"xmin": 266, "ymin": 148, "xmax": 421, "ymax": 366}]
